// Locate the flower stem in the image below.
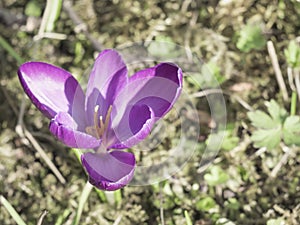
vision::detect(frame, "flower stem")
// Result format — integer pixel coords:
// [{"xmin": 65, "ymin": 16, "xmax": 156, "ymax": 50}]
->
[
  {"xmin": 72, "ymin": 181, "xmax": 93, "ymax": 225},
  {"xmin": 290, "ymin": 91, "xmax": 297, "ymax": 116},
  {"xmin": 71, "ymin": 148, "xmax": 83, "ymax": 163}
]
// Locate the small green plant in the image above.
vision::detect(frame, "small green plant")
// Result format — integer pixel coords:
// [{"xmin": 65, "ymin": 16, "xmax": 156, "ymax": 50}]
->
[
  {"xmin": 248, "ymin": 99, "xmax": 300, "ymax": 149},
  {"xmin": 284, "ymin": 40, "xmax": 300, "ymax": 68},
  {"xmin": 25, "ymin": 0, "xmax": 42, "ymax": 17},
  {"xmin": 186, "ymin": 61, "xmax": 226, "ymax": 89},
  {"xmin": 196, "ymin": 196, "xmax": 217, "ymax": 212},
  {"xmin": 236, "ymin": 22, "xmax": 266, "ymax": 52},
  {"xmin": 206, "ymin": 124, "xmax": 239, "ymax": 152},
  {"xmin": 204, "ymin": 165, "xmax": 229, "ymax": 186}
]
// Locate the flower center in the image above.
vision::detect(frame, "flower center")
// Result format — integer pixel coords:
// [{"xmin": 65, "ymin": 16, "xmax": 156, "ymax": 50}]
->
[{"xmin": 85, "ymin": 105, "xmax": 112, "ymax": 139}]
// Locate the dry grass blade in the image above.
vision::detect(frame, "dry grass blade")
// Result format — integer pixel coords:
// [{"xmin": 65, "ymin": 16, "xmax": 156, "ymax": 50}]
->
[
  {"xmin": 22, "ymin": 128, "xmax": 66, "ymax": 184},
  {"xmin": 15, "ymin": 97, "xmax": 66, "ymax": 184},
  {"xmin": 37, "ymin": 210, "xmax": 48, "ymax": 225},
  {"xmin": 267, "ymin": 41, "xmax": 289, "ymax": 102}
]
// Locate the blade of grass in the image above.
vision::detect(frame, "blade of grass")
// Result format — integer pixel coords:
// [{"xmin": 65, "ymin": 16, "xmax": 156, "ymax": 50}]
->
[
  {"xmin": 114, "ymin": 189, "xmax": 122, "ymax": 207},
  {"xmin": 290, "ymin": 91, "xmax": 297, "ymax": 116},
  {"xmin": 35, "ymin": 0, "xmax": 63, "ymax": 40},
  {"xmin": 267, "ymin": 41, "xmax": 289, "ymax": 102},
  {"xmin": 184, "ymin": 210, "xmax": 193, "ymax": 225},
  {"xmin": 72, "ymin": 181, "xmax": 93, "ymax": 225},
  {"xmin": 0, "ymin": 195, "xmax": 27, "ymax": 225},
  {"xmin": 94, "ymin": 188, "xmax": 107, "ymax": 202},
  {"xmin": 37, "ymin": 210, "xmax": 48, "ymax": 225},
  {"xmin": 0, "ymin": 35, "xmax": 24, "ymax": 65},
  {"xmin": 45, "ymin": 0, "xmax": 62, "ymax": 32},
  {"xmin": 54, "ymin": 209, "xmax": 71, "ymax": 225}
]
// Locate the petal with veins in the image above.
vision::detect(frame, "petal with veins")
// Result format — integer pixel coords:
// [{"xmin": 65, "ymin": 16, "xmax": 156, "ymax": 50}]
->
[
  {"xmin": 81, "ymin": 151, "xmax": 135, "ymax": 191},
  {"xmin": 18, "ymin": 62, "xmax": 85, "ymax": 121}
]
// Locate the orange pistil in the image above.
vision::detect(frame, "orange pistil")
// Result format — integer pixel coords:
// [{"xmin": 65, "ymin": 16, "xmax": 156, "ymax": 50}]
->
[{"xmin": 85, "ymin": 105, "xmax": 112, "ymax": 139}]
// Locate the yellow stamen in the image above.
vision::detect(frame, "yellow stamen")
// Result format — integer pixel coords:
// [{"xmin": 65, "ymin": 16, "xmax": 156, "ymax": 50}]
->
[
  {"xmin": 104, "ymin": 105, "xmax": 113, "ymax": 131},
  {"xmin": 85, "ymin": 105, "xmax": 113, "ymax": 139}
]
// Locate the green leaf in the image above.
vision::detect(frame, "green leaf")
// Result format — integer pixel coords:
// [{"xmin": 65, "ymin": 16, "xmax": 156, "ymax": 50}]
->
[
  {"xmin": 248, "ymin": 100, "xmax": 290, "ymax": 149},
  {"xmin": 45, "ymin": 0, "xmax": 63, "ymax": 32},
  {"xmin": 247, "ymin": 110, "xmax": 278, "ymax": 129},
  {"xmin": 198, "ymin": 61, "xmax": 226, "ymax": 88},
  {"xmin": 284, "ymin": 40, "xmax": 300, "ymax": 68},
  {"xmin": 204, "ymin": 166, "xmax": 229, "ymax": 186},
  {"xmin": 222, "ymin": 136, "xmax": 239, "ymax": 151},
  {"xmin": 184, "ymin": 210, "xmax": 193, "ymax": 225},
  {"xmin": 25, "ymin": 0, "xmax": 42, "ymax": 17},
  {"xmin": 265, "ymin": 99, "xmax": 287, "ymax": 123},
  {"xmin": 251, "ymin": 127, "xmax": 281, "ymax": 149},
  {"xmin": 195, "ymin": 196, "xmax": 217, "ymax": 211},
  {"xmin": 225, "ymin": 198, "xmax": 240, "ymax": 210},
  {"xmin": 236, "ymin": 23, "xmax": 266, "ymax": 52},
  {"xmin": 283, "ymin": 115, "xmax": 300, "ymax": 146},
  {"xmin": 206, "ymin": 130, "xmax": 239, "ymax": 151}
]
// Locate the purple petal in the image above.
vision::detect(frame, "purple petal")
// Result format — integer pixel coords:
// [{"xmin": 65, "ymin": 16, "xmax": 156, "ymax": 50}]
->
[
  {"xmin": 85, "ymin": 49, "xmax": 128, "ymax": 126},
  {"xmin": 49, "ymin": 112, "xmax": 101, "ymax": 149},
  {"xmin": 81, "ymin": 151, "xmax": 135, "ymax": 191},
  {"xmin": 128, "ymin": 63, "xmax": 183, "ymax": 117},
  {"xmin": 107, "ymin": 104, "xmax": 155, "ymax": 149},
  {"xmin": 108, "ymin": 63, "xmax": 182, "ymax": 148},
  {"xmin": 18, "ymin": 62, "xmax": 85, "ymax": 120}
]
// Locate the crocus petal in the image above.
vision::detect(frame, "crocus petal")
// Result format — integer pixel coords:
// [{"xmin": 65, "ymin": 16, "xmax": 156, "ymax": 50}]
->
[
  {"xmin": 128, "ymin": 63, "xmax": 183, "ymax": 117},
  {"xmin": 81, "ymin": 151, "xmax": 135, "ymax": 191},
  {"xmin": 108, "ymin": 63, "xmax": 182, "ymax": 148},
  {"xmin": 18, "ymin": 62, "xmax": 85, "ymax": 120},
  {"xmin": 49, "ymin": 112, "xmax": 101, "ymax": 149},
  {"xmin": 107, "ymin": 104, "xmax": 155, "ymax": 149},
  {"xmin": 85, "ymin": 49, "xmax": 128, "ymax": 126}
]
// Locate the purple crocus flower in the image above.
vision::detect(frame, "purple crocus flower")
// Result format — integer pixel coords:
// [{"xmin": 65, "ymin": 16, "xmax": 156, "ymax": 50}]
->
[{"xmin": 18, "ymin": 49, "xmax": 182, "ymax": 191}]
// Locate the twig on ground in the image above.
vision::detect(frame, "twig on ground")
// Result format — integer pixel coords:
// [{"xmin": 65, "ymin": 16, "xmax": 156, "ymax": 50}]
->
[
  {"xmin": 12, "ymin": 92, "xmax": 66, "ymax": 184},
  {"xmin": 270, "ymin": 144, "xmax": 293, "ymax": 178},
  {"xmin": 15, "ymin": 94, "xmax": 27, "ymax": 139},
  {"xmin": 267, "ymin": 41, "xmax": 289, "ymax": 102},
  {"xmin": 37, "ymin": 210, "xmax": 48, "ymax": 225},
  {"xmin": 23, "ymin": 128, "xmax": 66, "ymax": 184},
  {"xmin": 62, "ymin": 1, "xmax": 103, "ymax": 52},
  {"xmin": 112, "ymin": 215, "xmax": 123, "ymax": 225},
  {"xmin": 250, "ymin": 147, "xmax": 267, "ymax": 160}
]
